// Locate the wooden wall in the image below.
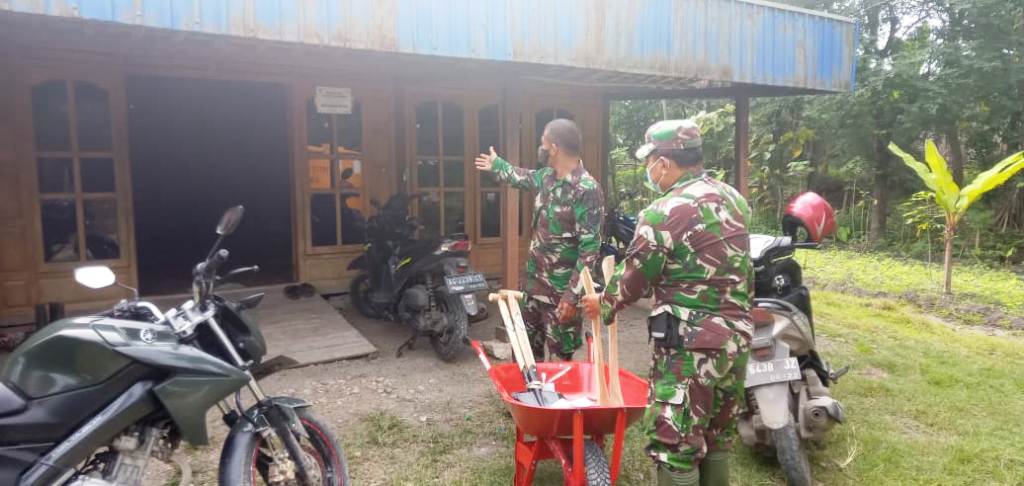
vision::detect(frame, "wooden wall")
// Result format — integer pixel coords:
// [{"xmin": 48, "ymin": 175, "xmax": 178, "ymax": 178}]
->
[{"xmin": 0, "ymin": 17, "xmax": 610, "ymax": 320}]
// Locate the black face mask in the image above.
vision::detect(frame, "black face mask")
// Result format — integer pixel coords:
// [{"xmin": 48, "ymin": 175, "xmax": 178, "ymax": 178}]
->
[{"xmin": 537, "ymin": 146, "xmax": 550, "ymax": 168}]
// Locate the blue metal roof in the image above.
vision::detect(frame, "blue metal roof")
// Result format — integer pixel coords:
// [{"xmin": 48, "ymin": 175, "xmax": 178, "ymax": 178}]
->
[{"xmin": 1, "ymin": 0, "xmax": 858, "ymax": 92}]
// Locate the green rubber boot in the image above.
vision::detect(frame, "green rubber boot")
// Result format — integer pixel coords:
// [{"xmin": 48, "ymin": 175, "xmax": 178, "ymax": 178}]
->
[
  {"xmin": 657, "ymin": 465, "xmax": 700, "ymax": 486},
  {"xmin": 699, "ymin": 451, "xmax": 730, "ymax": 486}
]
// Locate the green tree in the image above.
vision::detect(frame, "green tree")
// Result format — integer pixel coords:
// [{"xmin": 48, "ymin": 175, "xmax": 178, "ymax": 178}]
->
[{"xmin": 889, "ymin": 140, "xmax": 1024, "ymax": 293}]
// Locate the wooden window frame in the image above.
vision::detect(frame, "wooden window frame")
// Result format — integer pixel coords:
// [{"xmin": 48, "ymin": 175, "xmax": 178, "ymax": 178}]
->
[
  {"xmin": 409, "ymin": 99, "xmax": 469, "ymax": 239},
  {"xmin": 303, "ymin": 98, "xmax": 367, "ymax": 255},
  {"xmin": 29, "ymin": 77, "xmax": 129, "ymax": 271}
]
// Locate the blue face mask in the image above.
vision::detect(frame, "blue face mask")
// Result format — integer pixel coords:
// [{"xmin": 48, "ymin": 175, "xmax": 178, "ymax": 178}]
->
[{"xmin": 644, "ymin": 159, "xmax": 664, "ymax": 193}]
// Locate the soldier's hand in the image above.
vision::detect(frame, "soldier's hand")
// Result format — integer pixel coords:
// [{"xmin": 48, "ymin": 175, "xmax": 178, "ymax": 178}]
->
[
  {"xmin": 581, "ymin": 294, "xmax": 601, "ymax": 322},
  {"xmin": 556, "ymin": 300, "xmax": 577, "ymax": 323},
  {"xmin": 474, "ymin": 146, "xmax": 498, "ymax": 172}
]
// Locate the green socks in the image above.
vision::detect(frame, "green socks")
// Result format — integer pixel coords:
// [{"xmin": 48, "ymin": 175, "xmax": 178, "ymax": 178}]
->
[
  {"xmin": 699, "ymin": 451, "xmax": 730, "ymax": 486},
  {"xmin": 657, "ymin": 466, "xmax": 700, "ymax": 486}
]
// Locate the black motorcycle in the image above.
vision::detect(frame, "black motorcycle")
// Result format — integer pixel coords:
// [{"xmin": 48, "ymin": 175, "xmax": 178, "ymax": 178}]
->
[
  {"xmin": 348, "ymin": 193, "xmax": 487, "ymax": 362},
  {"xmin": 0, "ymin": 206, "xmax": 348, "ymax": 486}
]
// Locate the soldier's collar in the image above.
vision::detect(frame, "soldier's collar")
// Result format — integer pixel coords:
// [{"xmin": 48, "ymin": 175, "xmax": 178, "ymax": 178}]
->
[
  {"xmin": 553, "ymin": 160, "xmax": 585, "ymax": 186},
  {"xmin": 665, "ymin": 170, "xmax": 706, "ymax": 192}
]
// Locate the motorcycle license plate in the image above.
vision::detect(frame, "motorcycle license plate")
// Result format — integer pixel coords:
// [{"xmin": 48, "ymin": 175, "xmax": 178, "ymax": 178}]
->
[
  {"xmin": 444, "ymin": 273, "xmax": 488, "ymax": 294},
  {"xmin": 744, "ymin": 357, "xmax": 801, "ymax": 388}
]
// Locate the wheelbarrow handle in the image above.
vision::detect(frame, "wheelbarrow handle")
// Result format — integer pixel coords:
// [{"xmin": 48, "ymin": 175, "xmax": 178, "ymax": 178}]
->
[{"xmin": 468, "ymin": 339, "xmax": 512, "ymax": 400}]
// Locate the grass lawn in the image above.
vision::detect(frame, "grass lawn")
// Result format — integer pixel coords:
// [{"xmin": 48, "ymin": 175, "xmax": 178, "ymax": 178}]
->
[
  {"xmin": 799, "ymin": 248, "xmax": 1024, "ymax": 327},
  {"xmin": 343, "ymin": 291, "xmax": 1024, "ymax": 485}
]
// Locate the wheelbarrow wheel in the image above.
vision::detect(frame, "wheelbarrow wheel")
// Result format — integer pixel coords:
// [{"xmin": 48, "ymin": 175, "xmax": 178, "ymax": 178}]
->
[{"xmin": 583, "ymin": 440, "xmax": 611, "ymax": 486}]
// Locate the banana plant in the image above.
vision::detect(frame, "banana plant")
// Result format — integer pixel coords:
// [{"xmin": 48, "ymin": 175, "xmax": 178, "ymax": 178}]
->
[{"xmin": 889, "ymin": 140, "xmax": 1024, "ymax": 294}]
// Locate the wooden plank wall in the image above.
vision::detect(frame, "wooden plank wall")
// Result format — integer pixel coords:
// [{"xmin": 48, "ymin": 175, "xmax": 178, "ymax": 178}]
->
[{"xmin": 0, "ymin": 46, "xmax": 34, "ymax": 322}]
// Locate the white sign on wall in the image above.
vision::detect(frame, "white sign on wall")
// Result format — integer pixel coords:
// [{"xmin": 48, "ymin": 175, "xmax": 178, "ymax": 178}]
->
[{"xmin": 314, "ymin": 86, "xmax": 352, "ymax": 114}]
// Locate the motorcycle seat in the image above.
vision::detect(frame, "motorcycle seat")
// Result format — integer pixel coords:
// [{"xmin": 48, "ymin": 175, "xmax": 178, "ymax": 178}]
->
[
  {"xmin": 749, "ymin": 234, "xmax": 793, "ymax": 264},
  {"xmin": 0, "ymin": 382, "xmax": 26, "ymax": 417}
]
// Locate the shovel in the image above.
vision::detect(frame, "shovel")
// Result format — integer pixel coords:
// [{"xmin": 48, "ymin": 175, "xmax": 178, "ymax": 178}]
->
[{"xmin": 489, "ymin": 291, "xmax": 562, "ymax": 407}]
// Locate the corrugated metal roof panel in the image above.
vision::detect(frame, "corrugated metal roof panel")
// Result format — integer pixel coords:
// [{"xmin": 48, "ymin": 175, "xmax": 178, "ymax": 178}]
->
[{"xmin": 1, "ymin": 0, "xmax": 858, "ymax": 92}]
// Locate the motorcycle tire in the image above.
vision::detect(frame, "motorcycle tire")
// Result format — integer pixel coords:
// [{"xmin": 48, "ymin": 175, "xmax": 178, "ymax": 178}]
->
[
  {"xmin": 220, "ymin": 407, "xmax": 349, "ymax": 485},
  {"xmin": 771, "ymin": 424, "xmax": 812, "ymax": 486},
  {"xmin": 430, "ymin": 294, "xmax": 468, "ymax": 362},
  {"xmin": 349, "ymin": 273, "xmax": 385, "ymax": 319},
  {"xmin": 583, "ymin": 440, "xmax": 612, "ymax": 486}
]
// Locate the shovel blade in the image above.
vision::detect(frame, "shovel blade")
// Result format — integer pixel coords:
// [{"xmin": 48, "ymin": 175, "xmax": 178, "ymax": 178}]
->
[{"xmin": 513, "ymin": 390, "xmax": 563, "ymax": 407}]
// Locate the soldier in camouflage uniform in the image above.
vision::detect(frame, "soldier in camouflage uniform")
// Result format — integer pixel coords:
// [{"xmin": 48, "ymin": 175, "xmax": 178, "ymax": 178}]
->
[
  {"xmin": 474, "ymin": 119, "xmax": 604, "ymax": 360},
  {"xmin": 583, "ymin": 120, "xmax": 753, "ymax": 486}
]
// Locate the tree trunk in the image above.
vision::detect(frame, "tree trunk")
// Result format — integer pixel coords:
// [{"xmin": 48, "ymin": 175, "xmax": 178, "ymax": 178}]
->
[
  {"xmin": 943, "ymin": 225, "xmax": 956, "ymax": 295},
  {"xmin": 869, "ymin": 172, "xmax": 888, "ymax": 242},
  {"xmin": 946, "ymin": 125, "xmax": 965, "ymax": 186}
]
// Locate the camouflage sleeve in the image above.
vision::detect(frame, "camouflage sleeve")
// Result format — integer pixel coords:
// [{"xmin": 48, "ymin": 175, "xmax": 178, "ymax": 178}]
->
[
  {"xmin": 599, "ymin": 208, "xmax": 669, "ymax": 324},
  {"xmin": 562, "ymin": 185, "xmax": 604, "ymax": 305},
  {"xmin": 492, "ymin": 157, "xmax": 543, "ymax": 191}
]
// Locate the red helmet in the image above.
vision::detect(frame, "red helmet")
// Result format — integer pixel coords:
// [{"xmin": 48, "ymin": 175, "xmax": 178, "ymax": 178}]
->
[{"xmin": 783, "ymin": 192, "xmax": 836, "ymax": 242}]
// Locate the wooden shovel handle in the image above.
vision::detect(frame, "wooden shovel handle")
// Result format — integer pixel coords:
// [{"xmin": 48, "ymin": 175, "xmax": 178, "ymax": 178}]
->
[{"xmin": 601, "ymin": 256, "xmax": 625, "ymax": 406}]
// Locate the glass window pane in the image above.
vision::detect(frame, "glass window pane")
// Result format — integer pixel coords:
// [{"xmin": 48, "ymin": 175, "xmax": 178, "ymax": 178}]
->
[
  {"xmin": 481, "ymin": 170, "xmax": 500, "ymax": 188},
  {"xmin": 478, "ymin": 104, "xmax": 500, "ymax": 154},
  {"xmin": 441, "ymin": 101, "xmax": 464, "ymax": 156},
  {"xmin": 74, "ymin": 81, "xmax": 112, "ymax": 151},
  {"xmin": 340, "ymin": 193, "xmax": 366, "ymax": 246},
  {"xmin": 310, "ymin": 193, "xmax": 338, "ymax": 247},
  {"xmin": 535, "ymin": 109, "xmax": 554, "ymax": 147},
  {"xmin": 81, "ymin": 158, "xmax": 115, "ymax": 193},
  {"xmin": 480, "ymin": 191, "xmax": 501, "ymax": 238},
  {"xmin": 306, "ymin": 100, "xmax": 332, "ymax": 154},
  {"xmin": 443, "ymin": 191, "xmax": 465, "ymax": 236},
  {"xmin": 556, "ymin": 109, "xmax": 576, "ymax": 120},
  {"xmin": 415, "ymin": 102, "xmax": 439, "ymax": 156},
  {"xmin": 416, "ymin": 158, "xmax": 440, "ymax": 188},
  {"xmin": 41, "ymin": 198, "xmax": 79, "ymax": 262},
  {"xmin": 84, "ymin": 198, "xmax": 120, "ymax": 260},
  {"xmin": 418, "ymin": 191, "xmax": 441, "ymax": 238},
  {"xmin": 443, "ymin": 159, "xmax": 464, "ymax": 188},
  {"xmin": 336, "ymin": 101, "xmax": 362, "ymax": 154},
  {"xmin": 309, "ymin": 158, "xmax": 333, "ymax": 189},
  {"xmin": 37, "ymin": 158, "xmax": 74, "ymax": 194},
  {"xmin": 32, "ymin": 80, "xmax": 71, "ymax": 151},
  {"xmin": 338, "ymin": 159, "xmax": 365, "ymax": 213}
]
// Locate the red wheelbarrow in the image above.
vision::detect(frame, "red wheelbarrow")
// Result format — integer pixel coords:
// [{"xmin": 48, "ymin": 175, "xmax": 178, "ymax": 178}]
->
[{"xmin": 470, "ymin": 339, "xmax": 649, "ymax": 485}]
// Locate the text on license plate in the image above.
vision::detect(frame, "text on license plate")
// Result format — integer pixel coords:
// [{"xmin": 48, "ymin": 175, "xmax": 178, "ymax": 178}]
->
[
  {"xmin": 744, "ymin": 357, "xmax": 801, "ymax": 388},
  {"xmin": 445, "ymin": 273, "xmax": 487, "ymax": 294}
]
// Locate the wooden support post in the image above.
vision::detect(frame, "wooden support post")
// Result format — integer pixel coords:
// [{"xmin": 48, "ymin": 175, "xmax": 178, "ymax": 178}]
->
[
  {"xmin": 501, "ymin": 84, "xmax": 521, "ymax": 290},
  {"xmin": 734, "ymin": 94, "xmax": 750, "ymax": 198}
]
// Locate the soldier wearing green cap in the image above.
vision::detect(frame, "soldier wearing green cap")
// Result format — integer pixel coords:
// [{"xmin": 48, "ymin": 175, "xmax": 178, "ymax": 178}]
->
[{"xmin": 583, "ymin": 119, "xmax": 753, "ymax": 486}]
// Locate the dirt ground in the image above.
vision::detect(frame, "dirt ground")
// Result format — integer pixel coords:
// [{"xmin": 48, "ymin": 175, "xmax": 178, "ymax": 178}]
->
[{"xmin": 175, "ymin": 297, "xmax": 657, "ymax": 485}]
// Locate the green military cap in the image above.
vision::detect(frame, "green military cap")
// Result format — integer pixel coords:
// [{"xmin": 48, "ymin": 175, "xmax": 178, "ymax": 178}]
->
[{"xmin": 635, "ymin": 119, "xmax": 703, "ymax": 160}]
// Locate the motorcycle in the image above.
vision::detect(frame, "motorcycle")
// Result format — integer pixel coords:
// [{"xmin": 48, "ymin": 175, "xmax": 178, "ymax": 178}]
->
[
  {"xmin": 0, "ymin": 206, "xmax": 349, "ymax": 486},
  {"xmin": 738, "ymin": 192, "xmax": 848, "ymax": 486},
  {"xmin": 599, "ymin": 189, "xmax": 639, "ymax": 264},
  {"xmin": 348, "ymin": 193, "xmax": 487, "ymax": 362}
]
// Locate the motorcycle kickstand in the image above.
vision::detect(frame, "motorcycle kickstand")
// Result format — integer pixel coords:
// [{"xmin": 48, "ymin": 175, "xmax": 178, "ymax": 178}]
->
[{"xmin": 395, "ymin": 330, "xmax": 419, "ymax": 357}]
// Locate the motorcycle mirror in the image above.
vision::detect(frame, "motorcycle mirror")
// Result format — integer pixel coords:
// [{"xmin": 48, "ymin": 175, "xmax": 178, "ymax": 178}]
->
[
  {"xmin": 74, "ymin": 265, "xmax": 117, "ymax": 290},
  {"xmin": 216, "ymin": 205, "xmax": 245, "ymax": 236}
]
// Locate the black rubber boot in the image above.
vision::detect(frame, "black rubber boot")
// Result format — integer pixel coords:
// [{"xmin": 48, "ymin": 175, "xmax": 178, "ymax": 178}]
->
[
  {"xmin": 657, "ymin": 465, "xmax": 700, "ymax": 486},
  {"xmin": 699, "ymin": 451, "xmax": 730, "ymax": 486}
]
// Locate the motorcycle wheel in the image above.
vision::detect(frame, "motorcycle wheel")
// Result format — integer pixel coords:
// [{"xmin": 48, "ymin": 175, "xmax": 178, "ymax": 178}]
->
[
  {"xmin": 772, "ymin": 424, "xmax": 812, "ymax": 486},
  {"xmin": 349, "ymin": 274, "xmax": 385, "ymax": 319},
  {"xmin": 430, "ymin": 294, "xmax": 467, "ymax": 362},
  {"xmin": 220, "ymin": 408, "xmax": 349, "ymax": 485}
]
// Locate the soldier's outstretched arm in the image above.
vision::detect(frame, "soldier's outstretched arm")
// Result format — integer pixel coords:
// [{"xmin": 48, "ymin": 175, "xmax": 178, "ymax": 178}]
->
[
  {"xmin": 472, "ymin": 144, "xmax": 543, "ymax": 191},
  {"xmin": 562, "ymin": 184, "xmax": 604, "ymax": 306},
  {"xmin": 598, "ymin": 210, "xmax": 669, "ymax": 324}
]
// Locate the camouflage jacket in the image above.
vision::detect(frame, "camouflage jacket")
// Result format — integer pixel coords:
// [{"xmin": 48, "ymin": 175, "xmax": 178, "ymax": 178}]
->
[
  {"xmin": 599, "ymin": 171, "xmax": 753, "ymax": 336},
  {"xmin": 492, "ymin": 157, "xmax": 604, "ymax": 305}
]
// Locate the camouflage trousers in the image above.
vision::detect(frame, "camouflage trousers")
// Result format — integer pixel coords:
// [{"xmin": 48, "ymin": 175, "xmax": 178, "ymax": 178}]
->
[
  {"xmin": 520, "ymin": 297, "xmax": 583, "ymax": 361},
  {"xmin": 643, "ymin": 318, "xmax": 750, "ymax": 473}
]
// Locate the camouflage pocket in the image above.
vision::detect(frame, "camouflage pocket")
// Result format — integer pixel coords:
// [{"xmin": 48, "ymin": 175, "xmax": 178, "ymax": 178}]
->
[{"xmin": 681, "ymin": 324, "xmax": 733, "ymax": 351}]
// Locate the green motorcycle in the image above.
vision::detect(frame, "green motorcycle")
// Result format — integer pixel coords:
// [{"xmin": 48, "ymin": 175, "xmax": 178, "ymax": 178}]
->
[{"xmin": 0, "ymin": 206, "xmax": 348, "ymax": 486}]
